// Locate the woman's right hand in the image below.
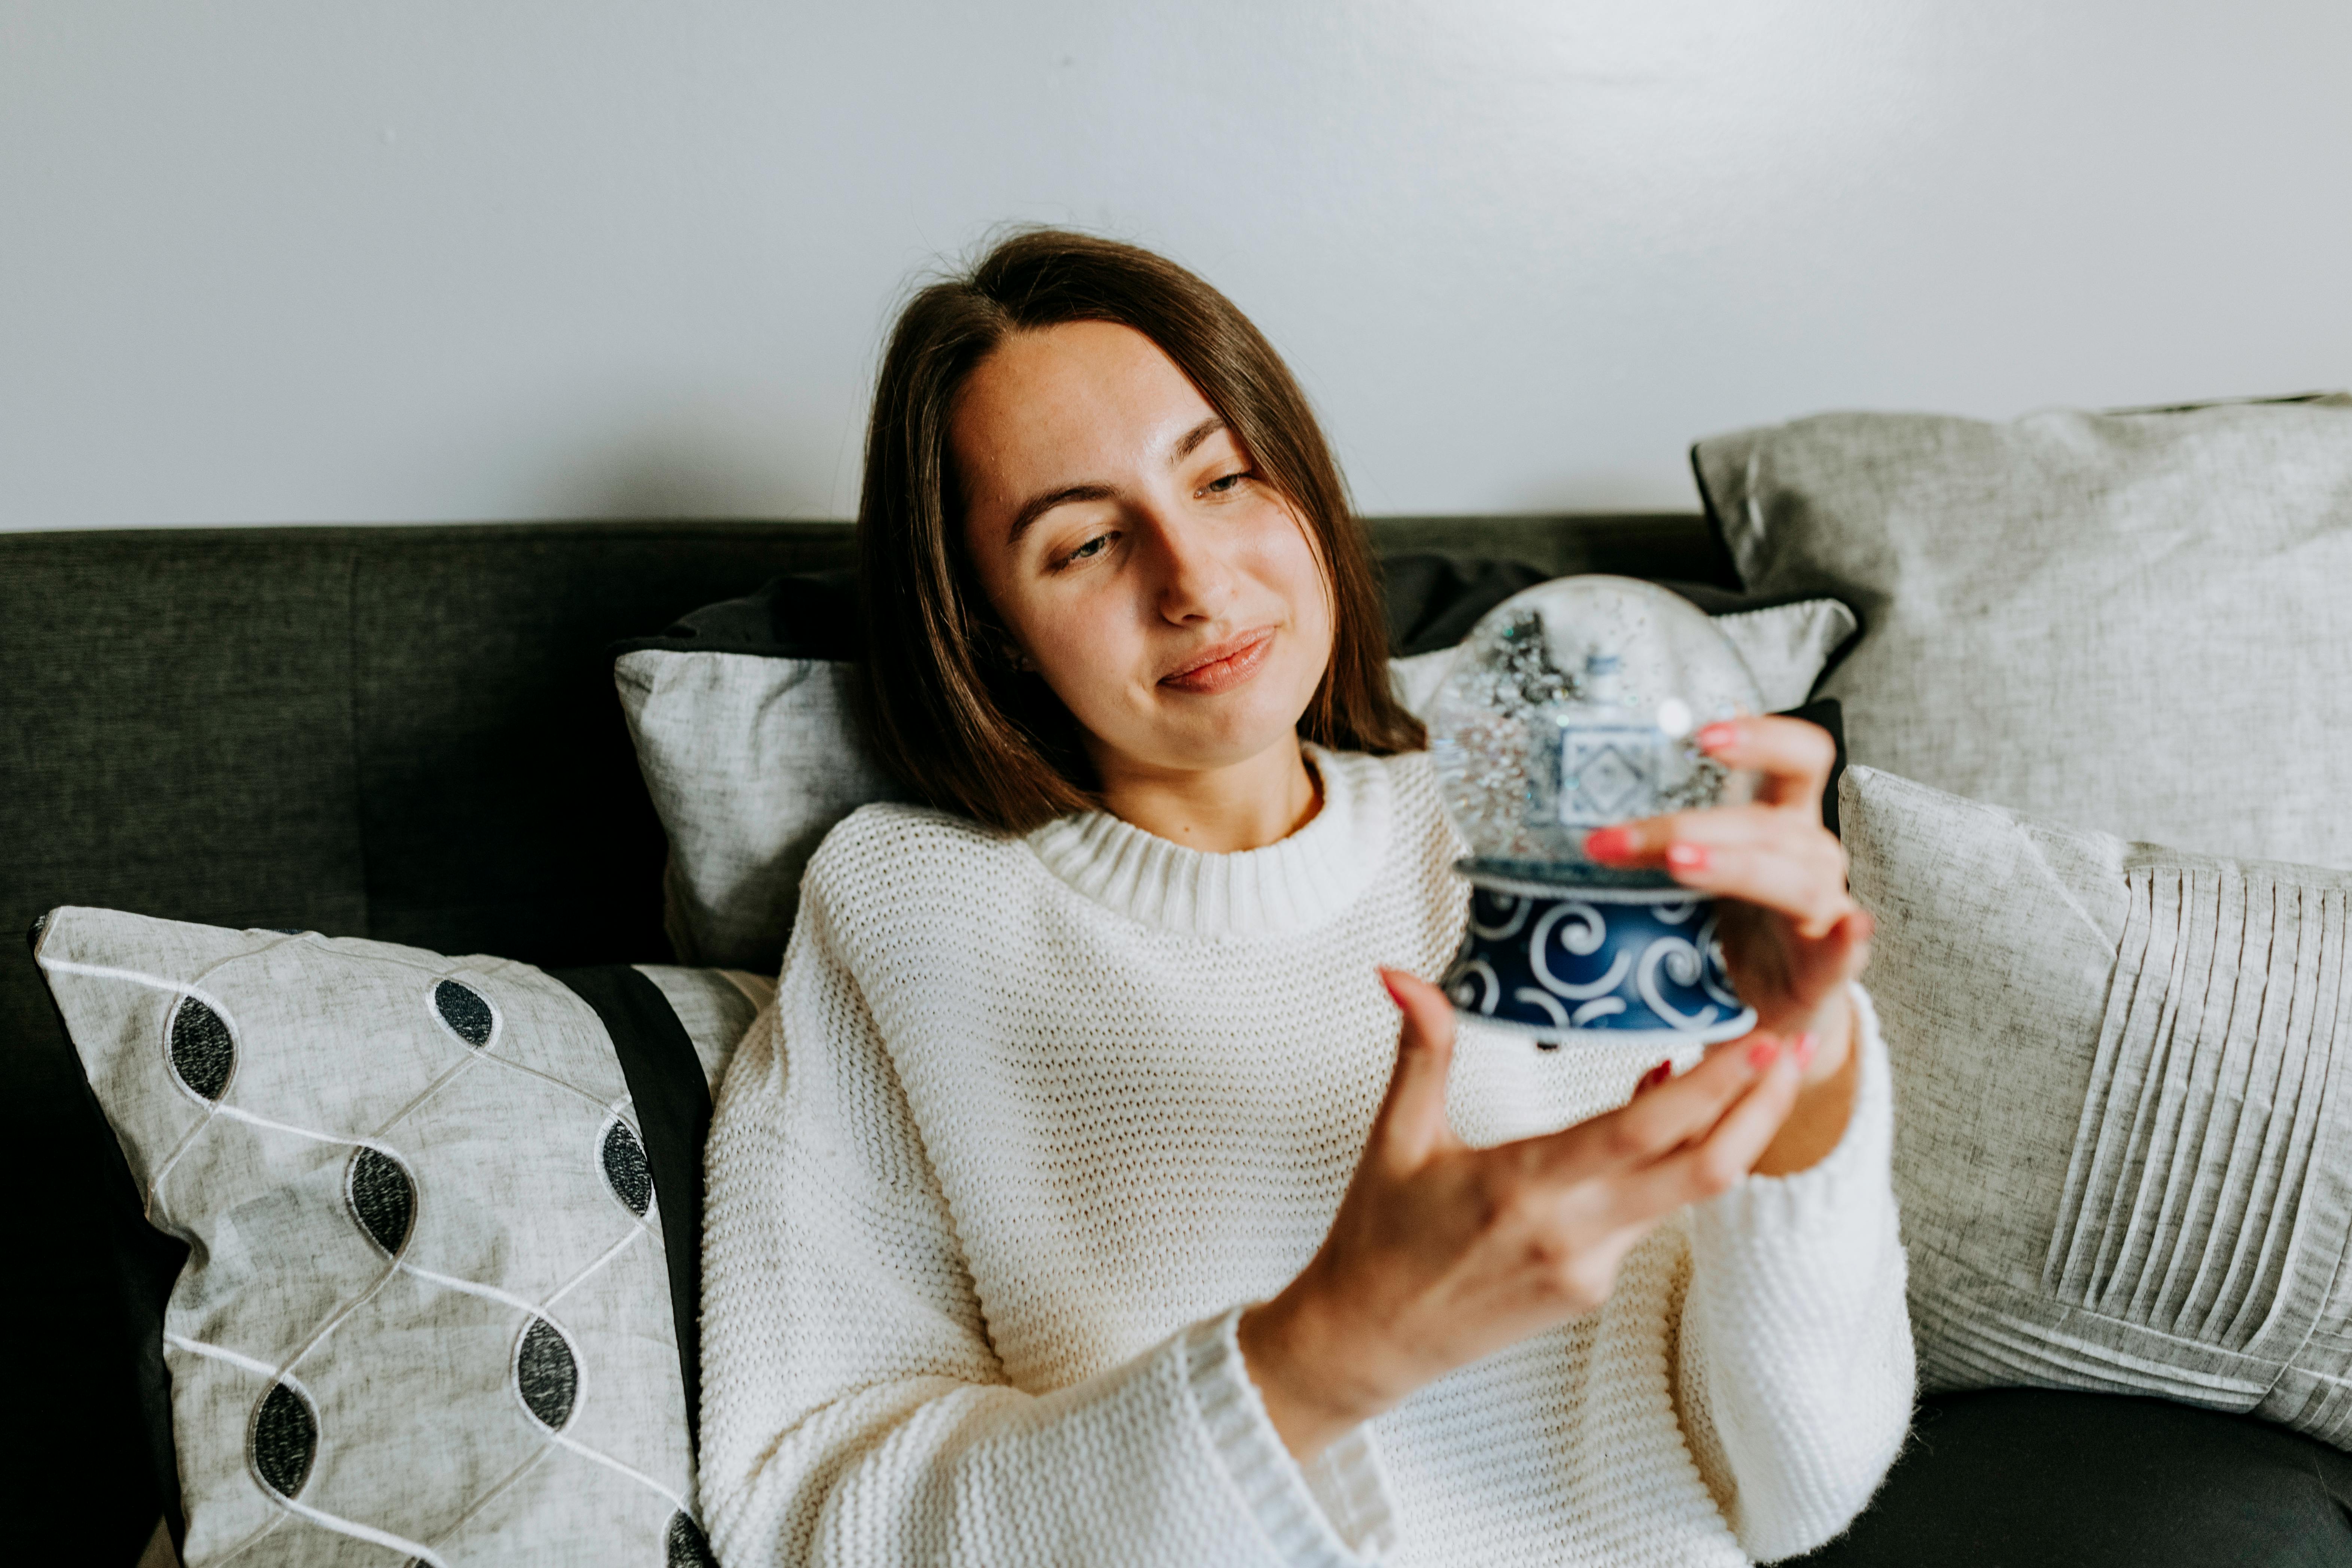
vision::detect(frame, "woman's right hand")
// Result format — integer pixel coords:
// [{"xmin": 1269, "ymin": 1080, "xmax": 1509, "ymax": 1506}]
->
[{"xmin": 1235, "ymin": 968, "xmax": 1805, "ymax": 1462}]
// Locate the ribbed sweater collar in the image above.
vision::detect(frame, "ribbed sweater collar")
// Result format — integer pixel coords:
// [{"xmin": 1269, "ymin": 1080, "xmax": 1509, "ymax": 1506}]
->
[{"xmin": 1025, "ymin": 745, "xmax": 1393, "ymax": 937}]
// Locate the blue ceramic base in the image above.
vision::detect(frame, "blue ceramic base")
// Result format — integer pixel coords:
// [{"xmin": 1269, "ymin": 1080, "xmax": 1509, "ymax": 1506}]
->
[{"xmin": 1442, "ymin": 869, "xmax": 1756, "ymax": 1048}]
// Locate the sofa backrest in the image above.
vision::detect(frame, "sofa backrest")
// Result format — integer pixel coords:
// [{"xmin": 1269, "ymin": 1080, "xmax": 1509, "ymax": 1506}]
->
[
  {"xmin": 0, "ymin": 512, "xmax": 1732, "ymax": 1558},
  {"xmin": 1, "ymin": 514, "xmax": 1729, "ymax": 1041}
]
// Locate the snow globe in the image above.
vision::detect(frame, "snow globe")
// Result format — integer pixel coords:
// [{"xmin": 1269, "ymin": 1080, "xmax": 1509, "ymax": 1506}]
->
[{"xmin": 1428, "ymin": 576, "xmax": 1764, "ymax": 1048}]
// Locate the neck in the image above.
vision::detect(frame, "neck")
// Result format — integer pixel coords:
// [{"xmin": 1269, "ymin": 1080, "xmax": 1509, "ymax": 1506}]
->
[{"xmin": 1089, "ymin": 736, "xmax": 1322, "ymax": 853}]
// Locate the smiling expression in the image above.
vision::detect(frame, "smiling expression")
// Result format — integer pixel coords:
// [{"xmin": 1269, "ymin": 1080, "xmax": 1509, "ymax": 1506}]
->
[{"xmin": 952, "ymin": 320, "xmax": 1335, "ymax": 784}]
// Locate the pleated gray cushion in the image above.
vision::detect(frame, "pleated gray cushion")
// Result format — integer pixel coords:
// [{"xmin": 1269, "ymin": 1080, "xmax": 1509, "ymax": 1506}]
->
[
  {"xmin": 1844, "ymin": 765, "xmax": 2352, "ymax": 1442},
  {"xmin": 1695, "ymin": 395, "xmax": 2352, "ymax": 870}
]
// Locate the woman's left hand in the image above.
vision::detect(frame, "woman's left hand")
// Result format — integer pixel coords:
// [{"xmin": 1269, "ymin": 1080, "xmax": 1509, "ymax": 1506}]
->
[{"xmin": 1584, "ymin": 715, "xmax": 1872, "ymax": 1171}]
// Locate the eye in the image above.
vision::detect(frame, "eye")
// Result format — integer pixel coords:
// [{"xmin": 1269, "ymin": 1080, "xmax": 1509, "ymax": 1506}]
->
[
  {"xmin": 1202, "ymin": 469, "xmax": 1251, "ymax": 496},
  {"xmin": 1056, "ymin": 532, "xmax": 1115, "ymax": 569}
]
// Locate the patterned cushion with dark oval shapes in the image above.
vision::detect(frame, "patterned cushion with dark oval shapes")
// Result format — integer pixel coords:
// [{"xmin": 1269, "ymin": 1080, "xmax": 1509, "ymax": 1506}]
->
[{"xmin": 33, "ymin": 907, "xmax": 774, "ymax": 1567}]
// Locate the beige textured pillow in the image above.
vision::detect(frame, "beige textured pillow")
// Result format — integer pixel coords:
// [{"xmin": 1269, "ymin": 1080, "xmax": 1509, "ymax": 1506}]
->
[
  {"xmin": 1843, "ymin": 764, "xmax": 2352, "ymax": 1443},
  {"xmin": 1387, "ymin": 595, "xmax": 1854, "ymax": 719},
  {"xmin": 1695, "ymin": 394, "xmax": 2352, "ymax": 870},
  {"xmin": 617, "ymin": 597, "xmax": 1854, "ymax": 975}
]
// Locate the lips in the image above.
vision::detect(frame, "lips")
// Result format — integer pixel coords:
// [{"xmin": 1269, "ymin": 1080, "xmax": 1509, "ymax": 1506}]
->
[{"xmin": 1159, "ymin": 629, "xmax": 1275, "ymax": 695}]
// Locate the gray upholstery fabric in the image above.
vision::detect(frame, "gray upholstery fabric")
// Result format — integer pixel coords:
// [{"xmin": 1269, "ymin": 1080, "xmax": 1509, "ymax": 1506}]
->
[
  {"xmin": 36, "ymin": 908, "xmax": 755, "ymax": 1567},
  {"xmin": 1844, "ymin": 765, "xmax": 2352, "ymax": 1443},
  {"xmin": 621, "ymin": 597, "xmax": 1851, "ymax": 975},
  {"xmin": 1696, "ymin": 395, "xmax": 2352, "ymax": 870},
  {"xmin": 0, "ymin": 521, "xmax": 858, "ymax": 1067}
]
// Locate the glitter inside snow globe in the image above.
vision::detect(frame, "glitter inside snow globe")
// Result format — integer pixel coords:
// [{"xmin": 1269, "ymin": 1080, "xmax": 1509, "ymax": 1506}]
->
[{"xmin": 1429, "ymin": 576, "xmax": 1765, "ymax": 1048}]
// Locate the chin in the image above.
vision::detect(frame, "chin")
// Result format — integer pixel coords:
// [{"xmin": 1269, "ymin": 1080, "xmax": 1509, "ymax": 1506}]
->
[{"xmin": 1167, "ymin": 688, "xmax": 1320, "ymax": 767}]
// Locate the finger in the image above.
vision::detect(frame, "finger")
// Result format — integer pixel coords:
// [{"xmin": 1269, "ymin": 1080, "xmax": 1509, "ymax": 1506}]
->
[
  {"xmin": 1368, "ymin": 968, "xmax": 1461, "ymax": 1171},
  {"xmin": 1694, "ymin": 714, "xmax": 1835, "ymax": 809},
  {"xmin": 1586, "ymin": 804, "xmax": 1783, "ymax": 867},
  {"xmin": 1602, "ymin": 1048, "xmax": 1804, "ymax": 1218},
  {"xmin": 1780, "ymin": 907, "xmax": 1876, "ymax": 996},
  {"xmin": 1526, "ymin": 1032, "xmax": 1786, "ymax": 1182},
  {"xmin": 1659, "ymin": 841, "xmax": 1855, "ymax": 939}
]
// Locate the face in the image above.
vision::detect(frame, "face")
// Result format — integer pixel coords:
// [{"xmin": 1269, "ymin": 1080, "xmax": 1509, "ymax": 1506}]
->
[{"xmin": 952, "ymin": 320, "xmax": 1334, "ymax": 783}]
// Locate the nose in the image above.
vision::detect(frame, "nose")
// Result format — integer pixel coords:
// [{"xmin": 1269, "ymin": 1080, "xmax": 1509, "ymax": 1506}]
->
[{"xmin": 1138, "ymin": 502, "xmax": 1237, "ymax": 626}]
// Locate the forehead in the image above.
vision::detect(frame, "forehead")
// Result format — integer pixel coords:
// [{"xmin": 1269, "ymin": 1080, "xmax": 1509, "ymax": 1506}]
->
[{"xmin": 952, "ymin": 321, "xmax": 1218, "ymax": 499}]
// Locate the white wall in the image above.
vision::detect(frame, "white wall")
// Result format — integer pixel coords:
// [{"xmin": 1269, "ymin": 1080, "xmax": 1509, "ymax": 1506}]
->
[{"xmin": 3, "ymin": 0, "xmax": 2346, "ymax": 531}]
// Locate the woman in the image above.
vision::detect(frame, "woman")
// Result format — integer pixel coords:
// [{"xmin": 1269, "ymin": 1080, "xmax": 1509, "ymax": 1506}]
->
[{"xmin": 699, "ymin": 231, "xmax": 1912, "ymax": 1567}]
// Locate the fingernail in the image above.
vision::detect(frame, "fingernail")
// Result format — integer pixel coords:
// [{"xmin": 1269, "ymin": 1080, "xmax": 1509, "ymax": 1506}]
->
[
  {"xmin": 1666, "ymin": 843, "xmax": 1710, "ymax": 873},
  {"xmin": 1585, "ymin": 826, "xmax": 1633, "ymax": 862},
  {"xmin": 1638, "ymin": 1059, "xmax": 1671, "ymax": 1093},
  {"xmin": 1747, "ymin": 1038, "xmax": 1782, "ymax": 1071},
  {"xmin": 1793, "ymin": 1032, "xmax": 1817, "ymax": 1069},
  {"xmin": 1697, "ymin": 722, "xmax": 1739, "ymax": 752},
  {"xmin": 1379, "ymin": 971, "xmax": 1406, "ymax": 1009}
]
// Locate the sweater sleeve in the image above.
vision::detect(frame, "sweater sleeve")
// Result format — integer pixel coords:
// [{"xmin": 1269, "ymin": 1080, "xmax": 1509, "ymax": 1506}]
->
[
  {"xmin": 1673, "ymin": 983, "xmax": 1916, "ymax": 1563},
  {"xmin": 696, "ymin": 893, "xmax": 1395, "ymax": 1568}
]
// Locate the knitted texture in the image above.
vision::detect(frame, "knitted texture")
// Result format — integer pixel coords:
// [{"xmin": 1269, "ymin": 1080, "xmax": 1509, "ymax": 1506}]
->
[{"xmin": 699, "ymin": 746, "xmax": 1913, "ymax": 1566}]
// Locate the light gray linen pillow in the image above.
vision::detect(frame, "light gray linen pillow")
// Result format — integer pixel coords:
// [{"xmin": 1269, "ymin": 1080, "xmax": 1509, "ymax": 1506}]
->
[
  {"xmin": 1387, "ymin": 594, "xmax": 1854, "ymax": 719},
  {"xmin": 36, "ymin": 908, "xmax": 766, "ymax": 1568},
  {"xmin": 1843, "ymin": 764, "xmax": 2352, "ymax": 1442},
  {"xmin": 1695, "ymin": 394, "xmax": 2352, "ymax": 869},
  {"xmin": 614, "ymin": 651, "xmax": 909, "ymax": 971},
  {"xmin": 618, "ymin": 597, "xmax": 1854, "ymax": 974}
]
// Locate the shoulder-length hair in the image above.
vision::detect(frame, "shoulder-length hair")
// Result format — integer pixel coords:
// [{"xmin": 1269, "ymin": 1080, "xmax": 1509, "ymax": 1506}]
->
[{"xmin": 856, "ymin": 228, "xmax": 1423, "ymax": 833}]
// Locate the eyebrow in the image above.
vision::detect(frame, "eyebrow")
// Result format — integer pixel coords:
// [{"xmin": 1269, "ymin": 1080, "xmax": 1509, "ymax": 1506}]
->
[
  {"xmin": 1171, "ymin": 414, "xmax": 1226, "ymax": 463},
  {"xmin": 1004, "ymin": 417, "xmax": 1230, "ymax": 546}
]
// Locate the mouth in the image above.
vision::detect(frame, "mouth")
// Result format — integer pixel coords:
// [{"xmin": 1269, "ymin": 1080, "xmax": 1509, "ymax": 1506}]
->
[{"xmin": 1159, "ymin": 629, "xmax": 1276, "ymax": 695}]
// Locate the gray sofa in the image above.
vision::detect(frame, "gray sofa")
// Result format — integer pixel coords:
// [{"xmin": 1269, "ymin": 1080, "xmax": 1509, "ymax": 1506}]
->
[{"xmin": 9, "ymin": 516, "xmax": 2350, "ymax": 1565}]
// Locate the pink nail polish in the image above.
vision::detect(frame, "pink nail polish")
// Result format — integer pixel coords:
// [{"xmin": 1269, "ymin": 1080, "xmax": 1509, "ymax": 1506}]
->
[
  {"xmin": 1379, "ymin": 971, "xmax": 1406, "ymax": 1009},
  {"xmin": 1697, "ymin": 722, "xmax": 1738, "ymax": 751},
  {"xmin": 1793, "ymin": 1032, "xmax": 1817, "ymax": 1069},
  {"xmin": 1747, "ymin": 1038, "xmax": 1781, "ymax": 1071},
  {"xmin": 1638, "ymin": 1059, "xmax": 1671, "ymax": 1093},
  {"xmin": 1667, "ymin": 843, "xmax": 1710, "ymax": 873},
  {"xmin": 1585, "ymin": 826, "xmax": 1633, "ymax": 862}
]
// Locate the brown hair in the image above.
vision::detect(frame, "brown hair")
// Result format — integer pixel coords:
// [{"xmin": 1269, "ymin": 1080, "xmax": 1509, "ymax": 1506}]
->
[{"xmin": 856, "ymin": 228, "xmax": 1423, "ymax": 832}]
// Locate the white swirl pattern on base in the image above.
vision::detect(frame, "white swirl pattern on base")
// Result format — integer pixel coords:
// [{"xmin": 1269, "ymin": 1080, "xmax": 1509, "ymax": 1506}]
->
[{"xmin": 1443, "ymin": 885, "xmax": 1752, "ymax": 1044}]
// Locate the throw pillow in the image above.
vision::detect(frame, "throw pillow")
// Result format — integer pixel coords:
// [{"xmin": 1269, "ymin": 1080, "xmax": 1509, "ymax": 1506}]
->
[
  {"xmin": 1840, "ymin": 764, "xmax": 2352, "ymax": 1443},
  {"xmin": 1694, "ymin": 393, "xmax": 2352, "ymax": 870},
  {"xmin": 618, "ymin": 570, "xmax": 1855, "ymax": 974},
  {"xmin": 34, "ymin": 906, "xmax": 770, "ymax": 1568},
  {"xmin": 1389, "ymin": 596, "xmax": 1852, "ymax": 718}
]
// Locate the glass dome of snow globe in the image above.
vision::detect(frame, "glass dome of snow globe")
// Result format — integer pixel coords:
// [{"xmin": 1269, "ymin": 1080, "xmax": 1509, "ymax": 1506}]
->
[{"xmin": 1427, "ymin": 576, "xmax": 1765, "ymax": 1048}]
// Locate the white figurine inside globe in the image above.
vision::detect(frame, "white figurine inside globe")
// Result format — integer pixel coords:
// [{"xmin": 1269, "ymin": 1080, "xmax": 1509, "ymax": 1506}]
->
[{"xmin": 1428, "ymin": 576, "xmax": 1765, "ymax": 885}]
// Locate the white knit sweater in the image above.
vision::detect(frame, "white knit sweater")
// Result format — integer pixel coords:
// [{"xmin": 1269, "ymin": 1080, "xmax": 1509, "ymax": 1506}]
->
[{"xmin": 699, "ymin": 746, "xmax": 1913, "ymax": 1567}]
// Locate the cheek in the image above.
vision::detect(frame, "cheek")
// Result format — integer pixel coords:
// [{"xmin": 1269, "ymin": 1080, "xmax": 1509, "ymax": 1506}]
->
[
  {"xmin": 1026, "ymin": 594, "xmax": 1150, "ymax": 717},
  {"xmin": 1269, "ymin": 529, "xmax": 1336, "ymax": 672},
  {"xmin": 980, "ymin": 551, "xmax": 1103, "ymax": 668}
]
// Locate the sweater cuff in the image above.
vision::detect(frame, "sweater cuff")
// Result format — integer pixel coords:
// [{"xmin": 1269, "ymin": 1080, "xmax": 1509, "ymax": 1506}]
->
[
  {"xmin": 1692, "ymin": 982, "xmax": 1895, "ymax": 1243},
  {"xmin": 1181, "ymin": 1306, "xmax": 1397, "ymax": 1565}
]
